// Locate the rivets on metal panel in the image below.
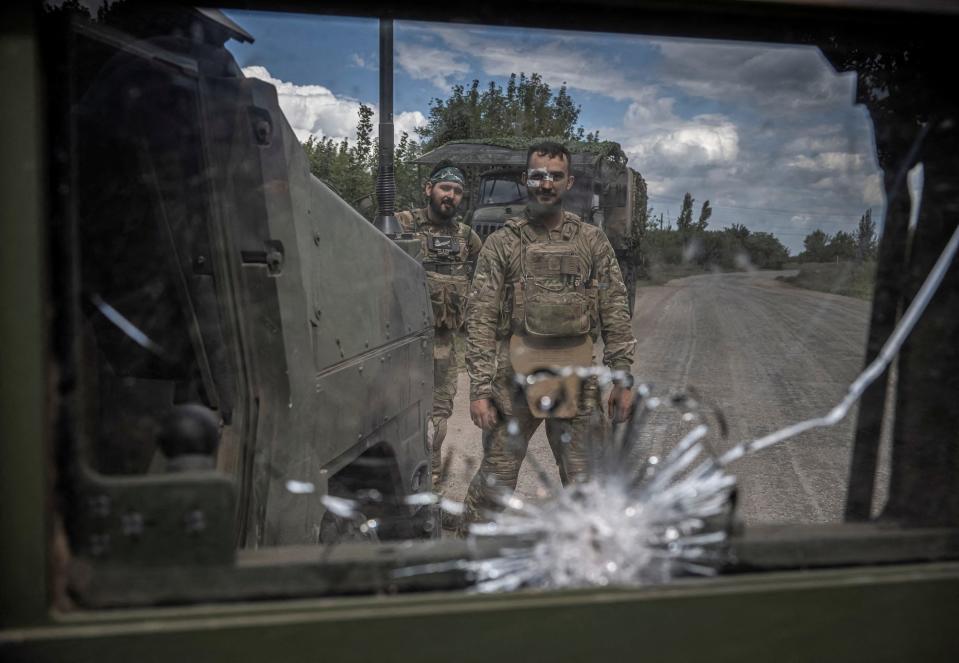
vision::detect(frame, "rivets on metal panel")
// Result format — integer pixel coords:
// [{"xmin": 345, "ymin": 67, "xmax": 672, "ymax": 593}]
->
[
  {"xmin": 88, "ymin": 494, "xmax": 111, "ymax": 518},
  {"xmin": 184, "ymin": 510, "xmax": 207, "ymax": 534},
  {"xmin": 89, "ymin": 533, "xmax": 110, "ymax": 557},
  {"xmin": 121, "ymin": 512, "xmax": 144, "ymax": 538}
]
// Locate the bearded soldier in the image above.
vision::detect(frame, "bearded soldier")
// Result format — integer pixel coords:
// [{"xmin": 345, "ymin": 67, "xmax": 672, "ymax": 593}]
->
[
  {"xmin": 396, "ymin": 161, "xmax": 482, "ymax": 492},
  {"xmin": 462, "ymin": 141, "xmax": 637, "ymax": 528}
]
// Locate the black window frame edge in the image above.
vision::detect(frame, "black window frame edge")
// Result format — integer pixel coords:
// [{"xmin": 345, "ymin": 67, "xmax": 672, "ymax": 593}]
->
[{"xmin": 2, "ymin": 0, "xmax": 959, "ymax": 658}]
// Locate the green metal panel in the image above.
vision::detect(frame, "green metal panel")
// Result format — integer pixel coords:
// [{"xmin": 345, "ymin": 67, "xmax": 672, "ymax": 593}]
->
[
  {"xmin": 0, "ymin": 4, "xmax": 49, "ymax": 629},
  {"xmin": 2, "ymin": 563, "xmax": 958, "ymax": 661},
  {"xmin": 5, "ymin": 2, "xmax": 959, "ymax": 660}
]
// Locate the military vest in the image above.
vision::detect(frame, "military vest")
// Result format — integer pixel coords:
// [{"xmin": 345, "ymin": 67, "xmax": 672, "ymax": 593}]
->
[
  {"xmin": 397, "ymin": 208, "xmax": 474, "ymax": 330},
  {"xmin": 506, "ymin": 216, "xmax": 598, "ymax": 338}
]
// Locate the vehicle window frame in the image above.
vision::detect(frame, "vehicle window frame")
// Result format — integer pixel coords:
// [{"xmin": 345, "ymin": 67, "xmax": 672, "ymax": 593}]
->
[{"xmin": 2, "ymin": 0, "xmax": 959, "ymax": 635}]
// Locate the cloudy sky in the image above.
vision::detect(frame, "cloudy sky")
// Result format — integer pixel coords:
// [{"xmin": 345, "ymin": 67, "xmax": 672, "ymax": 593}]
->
[{"xmin": 224, "ymin": 10, "xmax": 885, "ymax": 254}]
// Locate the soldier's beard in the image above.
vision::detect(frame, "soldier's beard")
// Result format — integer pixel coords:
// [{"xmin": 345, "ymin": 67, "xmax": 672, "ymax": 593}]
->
[
  {"xmin": 429, "ymin": 196, "xmax": 456, "ymax": 221},
  {"xmin": 527, "ymin": 194, "xmax": 562, "ymax": 219}
]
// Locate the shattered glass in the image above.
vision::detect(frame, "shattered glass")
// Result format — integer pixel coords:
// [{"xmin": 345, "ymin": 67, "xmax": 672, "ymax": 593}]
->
[{"xmin": 402, "ymin": 221, "xmax": 955, "ymax": 591}]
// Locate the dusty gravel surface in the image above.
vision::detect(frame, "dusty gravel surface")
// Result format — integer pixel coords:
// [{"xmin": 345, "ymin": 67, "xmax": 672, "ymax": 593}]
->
[{"xmin": 438, "ymin": 269, "xmax": 886, "ymax": 528}]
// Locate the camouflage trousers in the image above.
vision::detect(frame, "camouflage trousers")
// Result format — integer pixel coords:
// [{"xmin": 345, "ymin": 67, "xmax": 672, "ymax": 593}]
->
[
  {"xmin": 429, "ymin": 327, "xmax": 459, "ymax": 488},
  {"xmin": 461, "ymin": 375, "xmax": 607, "ymax": 529}
]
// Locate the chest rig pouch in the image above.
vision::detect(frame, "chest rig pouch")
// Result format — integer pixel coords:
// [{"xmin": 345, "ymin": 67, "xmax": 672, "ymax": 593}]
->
[
  {"xmin": 518, "ymin": 241, "xmax": 592, "ymax": 337},
  {"xmin": 427, "ymin": 234, "xmax": 461, "ymax": 256},
  {"xmin": 418, "ymin": 228, "xmax": 472, "ymax": 330}
]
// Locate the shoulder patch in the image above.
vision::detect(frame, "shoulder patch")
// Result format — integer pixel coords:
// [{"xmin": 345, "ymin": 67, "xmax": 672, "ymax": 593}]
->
[
  {"xmin": 485, "ymin": 223, "xmax": 517, "ymax": 244},
  {"xmin": 504, "ymin": 216, "xmax": 528, "ymax": 234}
]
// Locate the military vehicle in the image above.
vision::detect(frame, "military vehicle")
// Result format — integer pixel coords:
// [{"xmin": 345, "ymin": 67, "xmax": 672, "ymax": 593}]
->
[
  {"xmin": 30, "ymin": 5, "xmax": 435, "ymax": 555},
  {"xmin": 414, "ymin": 141, "xmax": 647, "ymax": 314},
  {"xmin": 3, "ymin": 0, "xmax": 959, "ymax": 661}
]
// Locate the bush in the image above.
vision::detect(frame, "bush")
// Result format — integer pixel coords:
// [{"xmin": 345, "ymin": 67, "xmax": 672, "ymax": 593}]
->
[
  {"xmin": 638, "ymin": 227, "xmax": 789, "ymax": 273},
  {"xmin": 779, "ymin": 261, "xmax": 877, "ymax": 300}
]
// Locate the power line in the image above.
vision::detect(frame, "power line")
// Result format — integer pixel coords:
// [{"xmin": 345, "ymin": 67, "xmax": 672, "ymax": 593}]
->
[
  {"xmin": 754, "ymin": 230, "xmax": 866, "ymax": 237},
  {"xmin": 645, "ymin": 225, "xmax": 871, "ymax": 236},
  {"xmin": 647, "ymin": 195, "xmax": 875, "ymax": 220}
]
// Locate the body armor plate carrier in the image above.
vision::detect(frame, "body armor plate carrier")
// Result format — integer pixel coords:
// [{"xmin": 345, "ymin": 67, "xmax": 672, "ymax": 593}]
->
[
  {"xmin": 415, "ymin": 225, "xmax": 474, "ymax": 331},
  {"xmin": 511, "ymin": 239, "xmax": 596, "ymax": 338}
]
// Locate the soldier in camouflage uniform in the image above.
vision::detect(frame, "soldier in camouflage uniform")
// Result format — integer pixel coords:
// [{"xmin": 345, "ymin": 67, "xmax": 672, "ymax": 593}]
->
[
  {"xmin": 396, "ymin": 161, "xmax": 482, "ymax": 492},
  {"xmin": 463, "ymin": 141, "xmax": 636, "ymax": 529}
]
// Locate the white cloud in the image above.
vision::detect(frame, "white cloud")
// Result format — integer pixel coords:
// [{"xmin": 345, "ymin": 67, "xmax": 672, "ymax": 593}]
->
[
  {"xmin": 643, "ymin": 176, "xmax": 670, "ymax": 198},
  {"xmin": 786, "ymin": 152, "xmax": 865, "ymax": 172},
  {"xmin": 244, "ymin": 65, "xmax": 363, "ymax": 143},
  {"xmin": 406, "ymin": 24, "xmax": 852, "ymax": 115},
  {"xmin": 410, "ymin": 25, "xmax": 637, "ymax": 101},
  {"xmin": 622, "ymin": 89, "xmax": 678, "ymax": 126},
  {"xmin": 622, "ymin": 112, "xmax": 740, "ymax": 167},
  {"xmin": 650, "ymin": 38, "xmax": 855, "ymax": 111},
  {"xmin": 658, "ymin": 121, "xmax": 739, "ymax": 164},
  {"xmin": 821, "ymin": 152, "xmax": 865, "ymax": 171},
  {"xmin": 785, "ymin": 155, "xmax": 817, "ymax": 170},
  {"xmin": 863, "ymin": 173, "xmax": 885, "ymax": 206},
  {"xmin": 396, "ymin": 42, "xmax": 470, "ymax": 90},
  {"xmin": 350, "ymin": 53, "xmax": 374, "ymax": 70},
  {"xmin": 782, "ymin": 131, "xmax": 850, "ymax": 154},
  {"xmin": 394, "ymin": 110, "xmax": 427, "ymax": 139},
  {"xmin": 470, "ymin": 41, "xmax": 631, "ymax": 100},
  {"xmin": 243, "ymin": 66, "xmax": 426, "ymax": 145}
]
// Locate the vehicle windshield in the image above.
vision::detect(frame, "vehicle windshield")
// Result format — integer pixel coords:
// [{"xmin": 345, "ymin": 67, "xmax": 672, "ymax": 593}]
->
[
  {"xmin": 479, "ymin": 176, "xmax": 526, "ymax": 205},
  {"xmin": 38, "ymin": 1, "xmax": 959, "ymax": 609}
]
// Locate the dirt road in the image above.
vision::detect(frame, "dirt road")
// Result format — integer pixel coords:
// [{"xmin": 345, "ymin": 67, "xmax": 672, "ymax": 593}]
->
[{"xmin": 440, "ymin": 270, "xmax": 882, "ymax": 526}]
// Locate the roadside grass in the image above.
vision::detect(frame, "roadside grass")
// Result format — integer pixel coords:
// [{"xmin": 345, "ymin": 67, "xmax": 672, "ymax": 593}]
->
[{"xmin": 778, "ymin": 261, "xmax": 876, "ymax": 300}]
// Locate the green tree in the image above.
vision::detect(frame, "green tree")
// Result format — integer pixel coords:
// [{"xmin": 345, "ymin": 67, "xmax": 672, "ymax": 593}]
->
[
  {"xmin": 302, "ymin": 104, "xmax": 423, "ymax": 220},
  {"xmin": 856, "ymin": 209, "xmax": 877, "ymax": 261},
  {"xmin": 802, "ymin": 229, "xmax": 831, "ymax": 262},
  {"xmin": 676, "ymin": 193, "xmax": 695, "ymax": 235},
  {"xmin": 717, "ymin": 224, "xmax": 750, "ymax": 269},
  {"xmin": 416, "ymin": 73, "xmax": 584, "ymax": 149},
  {"xmin": 42, "ymin": 0, "xmax": 91, "ymax": 18},
  {"xmin": 642, "ymin": 228, "xmax": 685, "ymax": 266},
  {"xmin": 699, "ymin": 231, "xmax": 733, "ymax": 268},
  {"xmin": 353, "ymin": 104, "xmax": 375, "ymax": 171},
  {"xmin": 745, "ymin": 232, "xmax": 789, "ymax": 269},
  {"xmin": 725, "ymin": 223, "xmax": 750, "ymax": 241},
  {"xmin": 639, "ymin": 224, "xmax": 789, "ymax": 272},
  {"xmin": 394, "ymin": 131, "xmax": 423, "ymax": 213},
  {"xmin": 827, "ymin": 230, "xmax": 857, "ymax": 261},
  {"xmin": 302, "ymin": 75, "xmax": 608, "ymax": 220},
  {"xmin": 696, "ymin": 200, "xmax": 712, "ymax": 231}
]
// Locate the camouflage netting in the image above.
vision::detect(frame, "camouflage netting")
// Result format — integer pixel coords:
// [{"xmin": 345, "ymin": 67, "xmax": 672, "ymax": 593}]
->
[
  {"xmin": 628, "ymin": 169, "xmax": 650, "ymax": 275},
  {"xmin": 451, "ymin": 136, "xmax": 628, "ymax": 167}
]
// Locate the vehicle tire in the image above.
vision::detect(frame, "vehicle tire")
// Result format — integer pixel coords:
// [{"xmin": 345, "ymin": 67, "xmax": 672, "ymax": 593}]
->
[{"xmin": 318, "ymin": 509, "xmax": 378, "ymax": 544}]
